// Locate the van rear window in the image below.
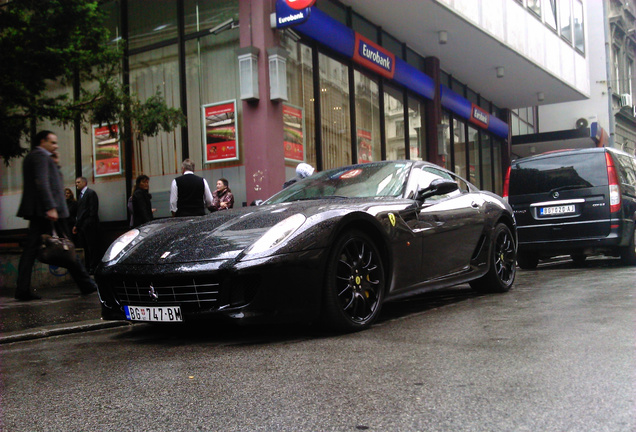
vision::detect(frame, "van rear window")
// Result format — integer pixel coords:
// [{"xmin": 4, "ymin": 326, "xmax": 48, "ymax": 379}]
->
[{"xmin": 510, "ymin": 152, "xmax": 608, "ymax": 195}]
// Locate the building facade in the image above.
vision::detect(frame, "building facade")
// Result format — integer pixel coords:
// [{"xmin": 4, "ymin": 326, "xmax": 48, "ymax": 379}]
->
[
  {"xmin": 512, "ymin": 0, "xmax": 636, "ymax": 158},
  {"xmin": 0, "ymin": 0, "xmax": 591, "ymax": 234}
]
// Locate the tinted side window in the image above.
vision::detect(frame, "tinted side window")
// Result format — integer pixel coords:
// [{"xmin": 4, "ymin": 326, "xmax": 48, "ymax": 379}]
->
[{"xmin": 510, "ymin": 152, "xmax": 608, "ymax": 195}]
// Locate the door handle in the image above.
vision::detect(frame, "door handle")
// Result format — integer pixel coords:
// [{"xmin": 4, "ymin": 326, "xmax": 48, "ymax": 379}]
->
[{"xmin": 471, "ymin": 201, "xmax": 480, "ymax": 208}]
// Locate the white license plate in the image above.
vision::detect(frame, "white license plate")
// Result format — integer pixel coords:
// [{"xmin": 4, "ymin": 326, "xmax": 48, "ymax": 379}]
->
[
  {"xmin": 124, "ymin": 305, "xmax": 183, "ymax": 322},
  {"xmin": 540, "ymin": 205, "xmax": 575, "ymax": 215}
]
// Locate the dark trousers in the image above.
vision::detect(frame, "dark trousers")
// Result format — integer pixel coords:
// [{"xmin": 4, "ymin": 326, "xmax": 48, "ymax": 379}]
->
[
  {"xmin": 77, "ymin": 223, "xmax": 102, "ymax": 273},
  {"xmin": 16, "ymin": 217, "xmax": 97, "ymax": 296}
]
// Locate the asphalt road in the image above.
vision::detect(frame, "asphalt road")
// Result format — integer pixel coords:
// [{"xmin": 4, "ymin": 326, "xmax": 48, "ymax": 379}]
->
[{"xmin": 1, "ymin": 257, "xmax": 634, "ymax": 431}]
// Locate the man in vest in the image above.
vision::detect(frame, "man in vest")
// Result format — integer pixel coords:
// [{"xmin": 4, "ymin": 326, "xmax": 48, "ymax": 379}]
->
[{"xmin": 169, "ymin": 159, "xmax": 214, "ymax": 217}]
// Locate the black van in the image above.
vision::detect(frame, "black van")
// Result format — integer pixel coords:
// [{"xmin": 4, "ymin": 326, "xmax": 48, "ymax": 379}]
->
[{"xmin": 505, "ymin": 147, "xmax": 636, "ymax": 268}]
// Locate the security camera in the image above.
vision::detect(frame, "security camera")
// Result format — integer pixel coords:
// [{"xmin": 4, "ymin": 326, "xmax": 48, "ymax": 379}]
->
[{"xmin": 210, "ymin": 18, "xmax": 234, "ymax": 35}]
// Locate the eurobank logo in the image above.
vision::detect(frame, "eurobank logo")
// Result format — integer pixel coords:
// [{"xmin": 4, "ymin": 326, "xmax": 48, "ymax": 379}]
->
[
  {"xmin": 353, "ymin": 33, "xmax": 395, "ymax": 79},
  {"xmin": 275, "ymin": 0, "xmax": 312, "ymax": 28},
  {"xmin": 470, "ymin": 104, "xmax": 490, "ymax": 128}
]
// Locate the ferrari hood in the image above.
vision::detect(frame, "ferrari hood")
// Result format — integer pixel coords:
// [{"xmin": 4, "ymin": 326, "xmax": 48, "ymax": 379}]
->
[
  {"xmin": 115, "ymin": 197, "xmax": 412, "ymax": 265},
  {"xmin": 119, "ymin": 205, "xmax": 299, "ymax": 264}
]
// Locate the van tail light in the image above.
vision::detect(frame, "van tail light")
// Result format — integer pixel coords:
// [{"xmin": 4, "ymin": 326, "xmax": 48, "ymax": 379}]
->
[
  {"xmin": 502, "ymin": 166, "xmax": 511, "ymax": 200},
  {"xmin": 605, "ymin": 152, "xmax": 621, "ymax": 213}
]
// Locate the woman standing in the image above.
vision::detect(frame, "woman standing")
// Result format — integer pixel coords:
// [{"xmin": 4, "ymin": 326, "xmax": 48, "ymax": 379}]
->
[
  {"xmin": 210, "ymin": 178, "xmax": 234, "ymax": 211},
  {"xmin": 130, "ymin": 174, "xmax": 156, "ymax": 228},
  {"xmin": 65, "ymin": 187, "xmax": 78, "ymax": 227}
]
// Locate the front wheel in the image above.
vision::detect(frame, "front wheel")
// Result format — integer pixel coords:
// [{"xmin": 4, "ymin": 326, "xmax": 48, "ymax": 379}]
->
[
  {"xmin": 321, "ymin": 230, "xmax": 386, "ymax": 332},
  {"xmin": 470, "ymin": 223, "xmax": 516, "ymax": 293}
]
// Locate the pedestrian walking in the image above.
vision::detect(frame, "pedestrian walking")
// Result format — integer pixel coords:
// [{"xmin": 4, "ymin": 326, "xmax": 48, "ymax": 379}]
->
[
  {"xmin": 283, "ymin": 162, "xmax": 315, "ymax": 189},
  {"xmin": 15, "ymin": 130, "xmax": 97, "ymax": 301},
  {"xmin": 210, "ymin": 178, "xmax": 234, "ymax": 211},
  {"xmin": 169, "ymin": 159, "xmax": 214, "ymax": 217},
  {"xmin": 73, "ymin": 176, "xmax": 102, "ymax": 274},
  {"xmin": 130, "ymin": 174, "xmax": 156, "ymax": 228}
]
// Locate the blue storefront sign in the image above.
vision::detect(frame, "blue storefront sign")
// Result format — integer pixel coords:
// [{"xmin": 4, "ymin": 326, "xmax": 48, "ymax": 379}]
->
[{"xmin": 276, "ymin": 4, "xmax": 508, "ymax": 139}]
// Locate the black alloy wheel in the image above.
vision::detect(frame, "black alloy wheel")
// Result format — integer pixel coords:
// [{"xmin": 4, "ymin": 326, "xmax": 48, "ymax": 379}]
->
[
  {"xmin": 470, "ymin": 223, "xmax": 516, "ymax": 293},
  {"xmin": 321, "ymin": 230, "xmax": 385, "ymax": 332}
]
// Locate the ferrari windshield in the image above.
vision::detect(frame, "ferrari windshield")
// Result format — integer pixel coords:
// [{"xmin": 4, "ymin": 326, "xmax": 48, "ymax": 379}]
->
[{"xmin": 265, "ymin": 162, "xmax": 413, "ymax": 204}]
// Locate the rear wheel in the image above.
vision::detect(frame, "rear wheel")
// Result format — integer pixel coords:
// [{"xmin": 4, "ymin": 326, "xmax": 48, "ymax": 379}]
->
[
  {"xmin": 321, "ymin": 230, "xmax": 385, "ymax": 332},
  {"xmin": 517, "ymin": 251, "xmax": 539, "ymax": 270},
  {"xmin": 470, "ymin": 223, "xmax": 516, "ymax": 293},
  {"xmin": 620, "ymin": 226, "xmax": 636, "ymax": 265}
]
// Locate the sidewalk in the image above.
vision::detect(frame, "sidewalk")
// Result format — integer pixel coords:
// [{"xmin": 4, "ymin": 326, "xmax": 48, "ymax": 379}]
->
[{"xmin": 0, "ymin": 280, "xmax": 130, "ymax": 344}]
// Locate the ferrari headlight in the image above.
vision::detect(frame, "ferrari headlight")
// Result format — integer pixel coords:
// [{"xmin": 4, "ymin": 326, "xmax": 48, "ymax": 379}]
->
[
  {"xmin": 245, "ymin": 213, "xmax": 306, "ymax": 255},
  {"xmin": 102, "ymin": 229, "xmax": 140, "ymax": 263}
]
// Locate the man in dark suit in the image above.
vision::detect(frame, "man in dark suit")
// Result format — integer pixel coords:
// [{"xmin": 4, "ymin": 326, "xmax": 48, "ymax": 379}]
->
[
  {"xmin": 169, "ymin": 159, "xmax": 214, "ymax": 217},
  {"xmin": 73, "ymin": 176, "xmax": 102, "ymax": 274},
  {"xmin": 15, "ymin": 131, "xmax": 97, "ymax": 300}
]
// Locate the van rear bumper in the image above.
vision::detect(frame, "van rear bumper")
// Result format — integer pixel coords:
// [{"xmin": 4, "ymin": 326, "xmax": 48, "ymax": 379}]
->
[{"xmin": 518, "ymin": 222, "xmax": 629, "ymax": 257}]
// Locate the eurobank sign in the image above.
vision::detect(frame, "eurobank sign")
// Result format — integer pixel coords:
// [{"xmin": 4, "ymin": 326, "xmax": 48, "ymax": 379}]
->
[
  {"xmin": 353, "ymin": 34, "xmax": 395, "ymax": 79},
  {"xmin": 273, "ymin": 2, "xmax": 509, "ymax": 139}
]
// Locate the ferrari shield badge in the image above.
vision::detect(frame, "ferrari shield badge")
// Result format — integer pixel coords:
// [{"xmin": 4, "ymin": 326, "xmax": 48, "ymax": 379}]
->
[{"xmin": 388, "ymin": 213, "xmax": 396, "ymax": 227}]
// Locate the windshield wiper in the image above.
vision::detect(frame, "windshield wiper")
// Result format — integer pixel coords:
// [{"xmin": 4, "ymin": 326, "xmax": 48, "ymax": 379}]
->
[{"xmin": 549, "ymin": 184, "xmax": 588, "ymax": 194}]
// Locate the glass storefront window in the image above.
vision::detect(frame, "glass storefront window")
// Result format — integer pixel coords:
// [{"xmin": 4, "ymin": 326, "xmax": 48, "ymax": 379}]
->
[
  {"xmin": 468, "ymin": 125, "xmax": 480, "ymax": 186},
  {"xmin": 185, "ymin": 25, "xmax": 240, "ymax": 169},
  {"xmin": 284, "ymin": 37, "xmax": 316, "ymax": 168},
  {"xmin": 440, "ymin": 111, "xmax": 452, "ymax": 171},
  {"xmin": 453, "ymin": 117, "xmax": 467, "ymax": 178},
  {"xmin": 354, "ymin": 70, "xmax": 381, "ymax": 164},
  {"xmin": 384, "ymin": 85, "xmax": 405, "ymax": 160},
  {"xmin": 407, "ymin": 96, "xmax": 426, "ymax": 161},
  {"xmin": 493, "ymin": 137, "xmax": 503, "ymax": 195},
  {"xmin": 128, "ymin": 0, "xmax": 177, "ymax": 50},
  {"xmin": 353, "ymin": 13, "xmax": 377, "ymax": 43},
  {"xmin": 129, "ymin": 46, "xmax": 181, "ymax": 178},
  {"xmin": 481, "ymin": 132, "xmax": 494, "ymax": 192},
  {"xmin": 319, "ymin": 53, "xmax": 351, "ymax": 170}
]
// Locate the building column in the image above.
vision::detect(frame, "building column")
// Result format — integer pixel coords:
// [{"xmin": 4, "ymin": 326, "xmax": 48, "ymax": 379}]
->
[
  {"xmin": 424, "ymin": 56, "xmax": 442, "ymax": 166},
  {"xmin": 239, "ymin": 0, "xmax": 286, "ymax": 204}
]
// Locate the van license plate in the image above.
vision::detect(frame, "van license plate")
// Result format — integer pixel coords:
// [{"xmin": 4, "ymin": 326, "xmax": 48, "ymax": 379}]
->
[
  {"xmin": 540, "ymin": 205, "xmax": 575, "ymax": 216},
  {"xmin": 124, "ymin": 305, "xmax": 183, "ymax": 322}
]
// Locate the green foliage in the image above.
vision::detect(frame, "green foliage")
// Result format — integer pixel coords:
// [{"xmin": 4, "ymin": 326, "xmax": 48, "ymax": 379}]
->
[{"xmin": 0, "ymin": 0, "xmax": 185, "ymax": 165}]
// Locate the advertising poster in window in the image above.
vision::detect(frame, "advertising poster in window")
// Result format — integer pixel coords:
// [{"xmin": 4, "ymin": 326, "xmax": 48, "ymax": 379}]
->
[
  {"xmin": 202, "ymin": 100, "xmax": 238, "ymax": 164},
  {"xmin": 357, "ymin": 128, "xmax": 373, "ymax": 163},
  {"xmin": 92, "ymin": 124, "xmax": 121, "ymax": 177},
  {"xmin": 283, "ymin": 103, "xmax": 305, "ymax": 162}
]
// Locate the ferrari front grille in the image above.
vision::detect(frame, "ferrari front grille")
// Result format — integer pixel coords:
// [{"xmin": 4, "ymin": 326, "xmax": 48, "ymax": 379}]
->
[{"xmin": 113, "ymin": 278, "xmax": 220, "ymax": 309}]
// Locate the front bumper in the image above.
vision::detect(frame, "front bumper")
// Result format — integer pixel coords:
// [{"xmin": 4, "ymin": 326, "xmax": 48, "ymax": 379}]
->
[{"xmin": 96, "ymin": 249, "xmax": 326, "ymax": 325}]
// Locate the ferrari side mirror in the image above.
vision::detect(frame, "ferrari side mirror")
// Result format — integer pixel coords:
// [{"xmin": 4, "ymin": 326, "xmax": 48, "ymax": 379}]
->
[{"xmin": 416, "ymin": 178, "xmax": 458, "ymax": 201}]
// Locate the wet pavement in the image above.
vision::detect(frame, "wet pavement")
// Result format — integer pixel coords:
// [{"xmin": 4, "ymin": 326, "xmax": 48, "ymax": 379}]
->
[{"xmin": 0, "ymin": 281, "xmax": 129, "ymax": 344}]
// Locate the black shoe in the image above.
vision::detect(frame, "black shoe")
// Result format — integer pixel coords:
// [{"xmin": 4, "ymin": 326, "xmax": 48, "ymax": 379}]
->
[{"xmin": 15, "ymin": 292, "xmax": 42, "ymax": 301}]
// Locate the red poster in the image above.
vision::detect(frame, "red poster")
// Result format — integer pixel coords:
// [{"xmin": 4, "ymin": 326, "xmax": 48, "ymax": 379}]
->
[
  {"xmin": 283, "ymin": 103, "xmax": 304, "ymax": 162},
  {"xmin": 203, "ymin": 101, "xmax": 238, "ymax": 163},
  {"xmin": 357, "ymin": 129, "xmax": 373, "ymax": 164},
  {"xmin": 93, "ymin": 124, "xmax": 121, "ymax": 177}
]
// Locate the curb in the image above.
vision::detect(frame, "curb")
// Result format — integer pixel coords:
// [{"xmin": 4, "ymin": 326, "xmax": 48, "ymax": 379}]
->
[{"xmin": 0, "ymin": 319, "xmax": 132, "ymax": 345}]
